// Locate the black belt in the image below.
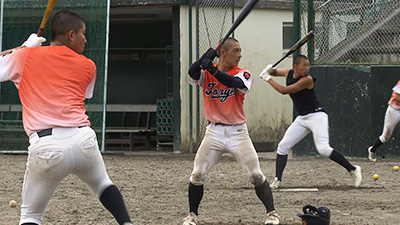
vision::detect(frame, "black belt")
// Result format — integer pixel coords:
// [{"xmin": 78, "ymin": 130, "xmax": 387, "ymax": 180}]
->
[
  {"xmin": 208, "ymin": 121, "xmax": 242, "ymax": 126},
  {"xmin": 37, "ymin": 128, "xmax": 52, "ymax": 138},
  {"xmin": 37, "ymin": 126, "xmax": 86, "ymax": 138}
]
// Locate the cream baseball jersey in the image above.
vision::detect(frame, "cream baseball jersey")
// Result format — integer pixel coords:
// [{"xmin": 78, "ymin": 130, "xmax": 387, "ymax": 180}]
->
[{"xmin": 0, "ymin": 46, "xmax": 96, "ymax": 136}]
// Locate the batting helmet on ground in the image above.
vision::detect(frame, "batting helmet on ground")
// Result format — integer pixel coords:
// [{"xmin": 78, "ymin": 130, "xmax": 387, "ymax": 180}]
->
[{"xmin": 297, "ymin": 204, "xmax": 330, "ymax": 225}]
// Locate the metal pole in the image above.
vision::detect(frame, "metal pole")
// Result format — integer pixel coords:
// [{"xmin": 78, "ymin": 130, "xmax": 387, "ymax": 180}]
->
[
  {"xmin": 0, "ymin": 0, "xmax": 4, "ymax": 102},
  {"xmin": 195, "ymin": 0, "xmax": 200, "ymax": 149},
  {"xmin": 0, "ymin": 0, "xmax": 3, "ymax": 52},
  {"xmin": 307, "ymin": 0, "xmax": 314, "ymax": 62},
  {"xmin": 101, "ymin": 0, "xmax": 111, "ymax": 152},
  {"xmin": 232, "ymin": 0, "xmax": 235, "ymax": 38},
  {"xmin": 293, "ymin": 0, "xmax": 301, "ymax": 58},
  {"xmin": 189, "ymin": 0, "xmax": 193, "ymax": 153}
]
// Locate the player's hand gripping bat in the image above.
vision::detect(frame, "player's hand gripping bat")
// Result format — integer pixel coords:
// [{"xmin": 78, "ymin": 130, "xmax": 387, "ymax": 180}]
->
[
  {"xmin": 259, "ymin": 30, "xmax": 314, "ymax": 81},
  {"xmin": 0, "ymin": 0, "xmax": 57, "ymax": 56}
]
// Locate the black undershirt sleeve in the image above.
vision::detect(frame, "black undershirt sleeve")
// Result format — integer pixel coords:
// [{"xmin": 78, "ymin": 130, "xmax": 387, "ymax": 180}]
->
[
  {"xmin": 214, "ymin": 70, "xmax": 246, "ymax": 89},
  {"xmin": 188, "ymin": 59, "xmax": 202, "ymax": 80}
]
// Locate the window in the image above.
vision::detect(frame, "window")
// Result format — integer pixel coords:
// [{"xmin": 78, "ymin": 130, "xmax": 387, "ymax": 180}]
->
[{"xmin": 283, "ymin": 22, "xmax": 294, "ymax": 54}]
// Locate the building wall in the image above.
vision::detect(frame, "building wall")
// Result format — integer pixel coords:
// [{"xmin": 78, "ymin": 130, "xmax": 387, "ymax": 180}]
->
[{"xmin": 180, "ymin": 6, "xmax": 294, "ymax": 152}]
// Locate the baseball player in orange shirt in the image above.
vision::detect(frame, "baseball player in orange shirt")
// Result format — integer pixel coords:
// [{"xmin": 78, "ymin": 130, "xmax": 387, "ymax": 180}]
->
[
  {"xmin": 0, "ymin": 11, "xmax": 133, "ymax": 225},
  {"xmin": 367, "ymin": 80, "xmax": 400, "ymax": 162},
  {"xmin": 183, "ymin": 37, "xmax": 280, "ymax": 225}
]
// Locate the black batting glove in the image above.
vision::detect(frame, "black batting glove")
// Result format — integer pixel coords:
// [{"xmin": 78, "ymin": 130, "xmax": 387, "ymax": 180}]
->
[
  {"xmin": 200, "ymin": 48, "xmax": 219, "ymax": 63},
  {"xmin": 201, "ymin": 57, "xmax": 218, "ymax": 75}
]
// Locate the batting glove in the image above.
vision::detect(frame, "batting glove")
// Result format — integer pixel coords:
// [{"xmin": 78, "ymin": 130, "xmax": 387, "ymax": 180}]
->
[
  {"xmin": 22, "ymin": 33, "xmax": 46, "ymax": 48},
  {"xmin": 260, "ymin": 73, "xmax": 272, "ymax": 82},
  {"xmin": 259, "ymin": 64, "xmax": 275, "ymax": 82},
  {"xmin": 266, "ymin": 64, "xmax": 275, "ymax": 74},
  {"xmin": 200, "ymin": 48, "xmax": 218, "ymax": 62},
  {"xmin": 201, "ymin": 57, "xmax": 218, "ymax": 75}
]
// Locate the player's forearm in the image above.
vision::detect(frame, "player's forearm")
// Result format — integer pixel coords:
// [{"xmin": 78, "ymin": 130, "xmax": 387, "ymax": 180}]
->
[
  {"xmin": 268, "ymin": 79, "xmax": 289, "ymax": 95},
  {"xmin": 273, "ymin": 68, "xmax": 290, "ymax": 77},
  {"xmin": 214, "ymin": 70, "xmax": 245, "ymax": 88},
  {"xmin": 188, "ymin": 59, "xmax": 202, "ymax": 80},
  {"xmin": 395, "ymin": 93, "xmax": 400, "ymax": 104}
]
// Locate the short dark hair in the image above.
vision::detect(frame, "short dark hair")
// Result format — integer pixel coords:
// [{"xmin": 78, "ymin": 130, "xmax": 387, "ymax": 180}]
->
[
  {"xmin": 293, "ymin": 54, "xmax": 308, "ymax": 65},
  {"xmin": 50, "ymin": 11, "xmax": 85, "ymax": 41},
  {"xmin": 220, "ymin": 37, "xmax": 239, "ymax": 52}
]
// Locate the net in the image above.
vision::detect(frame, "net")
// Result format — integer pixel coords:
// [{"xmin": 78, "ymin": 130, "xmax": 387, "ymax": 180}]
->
[
  {"xmin": 300, "ymin": 0, "xmax": 400, "ymax": 65},
  {"xmin": 196, "ymin": 0, "xmax": 233, "ymax": 143},
  {"xmin": 0, "ymin": 0, "xmax": 108, "ymax": 151}
]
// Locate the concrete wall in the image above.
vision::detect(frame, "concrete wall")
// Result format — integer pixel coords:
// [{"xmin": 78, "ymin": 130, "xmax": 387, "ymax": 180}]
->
[
  {"xmin": 179, "ymin": 5, "xmax": 194, "ymax": 152},
  {"xmin": 234, "ymin": 8, "xmax": 293, "ymax": 145},
  {"xmin": 180, "ymin": 6, "xmax": 294, "ymax": 152}
]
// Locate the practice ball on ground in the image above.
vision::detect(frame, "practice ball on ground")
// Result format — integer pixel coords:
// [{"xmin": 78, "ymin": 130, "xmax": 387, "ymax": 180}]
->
[
  {"xmin": 372, "ymin": 174, "xmax": 379, "ymax": 180},
  {"xmin": 393, "ymin": 166, "xmax": 399, "ymax": 171},
  {"xmin": 9, "ymin": 200, "xmax": 17, "ymax": 207}
]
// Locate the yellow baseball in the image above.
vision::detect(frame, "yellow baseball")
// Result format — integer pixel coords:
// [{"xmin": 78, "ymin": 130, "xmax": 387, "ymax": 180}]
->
[
  {"xmin": 372, "ymin": 174, "xmax": 379, "ymax": 180},
  {"xmin": 9, "ymin": 200, "xmax": 17, "ymax": 208},
  {"xmin": 393, "ymin": 166, "xmax": 399, "ymax": 171}
]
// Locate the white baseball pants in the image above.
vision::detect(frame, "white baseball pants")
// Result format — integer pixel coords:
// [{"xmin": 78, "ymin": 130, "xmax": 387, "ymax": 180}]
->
[
  {"xmin": 378, "ymin": 105, "xmax": 400, "ymax": 143},
  {"xmin": 277, "ymin": 112, "xmax": 334, "ymax": 157},
  {"xmin": 190, "ymin": 123, "xmax": 266, "ymax": 187},
  {"xmin": 20, "ymin": 127, "xmax": 113, "ymax": 225}
]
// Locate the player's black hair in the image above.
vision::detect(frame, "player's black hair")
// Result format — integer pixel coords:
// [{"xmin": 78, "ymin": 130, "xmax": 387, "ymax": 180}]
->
[
  {"xmin": 220, "ymin": 37, "xmax": 239, "ymax": 52},
  {"xmin": 293, "ymin": 54, "xmax": 308, "ymax": 65},
  {"xmin": 50, "ymin": 11, "xmax": 85, "ymax": 41}
]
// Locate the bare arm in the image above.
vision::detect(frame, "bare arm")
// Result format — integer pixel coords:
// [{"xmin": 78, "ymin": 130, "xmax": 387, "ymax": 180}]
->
[
  {"xmin": 269, "ymin": 68, "xmax": 291, "ymax": 77},
  {"xmin": 267, "ymin": 75, "xmax": 313, "ymax": 95}
]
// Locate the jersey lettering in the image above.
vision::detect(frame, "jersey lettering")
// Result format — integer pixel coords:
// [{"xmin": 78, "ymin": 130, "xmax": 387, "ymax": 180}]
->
[{"xmin": 205, "ymin": 82, "xmax": 236, "ymax": 103}]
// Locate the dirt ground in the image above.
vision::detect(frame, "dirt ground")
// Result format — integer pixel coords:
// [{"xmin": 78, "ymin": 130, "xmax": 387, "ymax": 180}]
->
[{"xmin": 0, "ymin": 151, "xmax": 399, "ymax": 225}]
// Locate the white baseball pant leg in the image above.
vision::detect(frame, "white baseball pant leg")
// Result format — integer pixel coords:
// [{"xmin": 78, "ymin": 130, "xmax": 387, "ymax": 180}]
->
[
  {"xmin": 379, "ymin": 105, "xmax": 400, "ymax": 143},
  {"xmin": 191, "ymin": 123, "xmax": 266, "ymax": 187},
  {"xmin": 20, "ymin": 127, "xmax": 113, "ymax": 225},
  {"xmin": 277, "ymin": 112, "xmax": 333, "ymax": 157}
]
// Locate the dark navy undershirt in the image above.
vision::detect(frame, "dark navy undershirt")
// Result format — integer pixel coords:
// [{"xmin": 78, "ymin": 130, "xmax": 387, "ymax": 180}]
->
[{"xmin": 286, "ymin": 69, "xmax": 325, "ymax": 116}]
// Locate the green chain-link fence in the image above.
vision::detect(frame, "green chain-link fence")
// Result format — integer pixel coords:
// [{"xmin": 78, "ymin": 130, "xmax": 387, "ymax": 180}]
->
[
  {"xmin": 196, "ymin": 0, "xmax": 234, "ymax": 143},
  {"xmin": 300, "ymin": 0, "xmax": 400, "ymax": 65}
]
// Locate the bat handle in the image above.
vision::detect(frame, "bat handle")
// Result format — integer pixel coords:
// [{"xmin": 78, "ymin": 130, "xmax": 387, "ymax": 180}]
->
[
  {"xmin": 215, "ymin": 42, "xmax": 223, "ymax": 51},
  {"xmin": 272, "ymin": 59, "xmax": 282, "ymax": 68},
  {"xmin": 37, "ymin": 28, "xmax": 44, "ymax": 37}
]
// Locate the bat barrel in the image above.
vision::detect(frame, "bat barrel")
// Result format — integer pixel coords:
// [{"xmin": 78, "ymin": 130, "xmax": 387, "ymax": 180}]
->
[{"xmin": 215, "ymin": 0, "xmax": 259, "ymax": 51}]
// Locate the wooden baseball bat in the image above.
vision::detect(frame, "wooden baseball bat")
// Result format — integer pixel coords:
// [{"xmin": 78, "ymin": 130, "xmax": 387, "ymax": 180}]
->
[
  {"xmin": 37, "ymin": 0, "xmax": 58, "ymax": 37},
  {"xmin": 0, "ymin": 0, "xmax": 57, "ymax": 56},
  {"xmin": 272, "ymin": 30, "xmax": 314, "ymax": 67},
  {"xmin": 215, "ymin": 0, "xmax": 259, "ymax": 51}
]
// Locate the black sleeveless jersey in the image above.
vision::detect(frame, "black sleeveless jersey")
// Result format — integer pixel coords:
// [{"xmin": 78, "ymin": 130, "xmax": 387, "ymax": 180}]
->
[{"xmin": 286, "ymin": 69, "xmax": 325, "ymax": 116}]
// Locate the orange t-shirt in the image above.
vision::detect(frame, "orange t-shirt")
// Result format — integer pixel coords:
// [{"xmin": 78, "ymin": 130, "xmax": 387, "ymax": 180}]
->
[
  {"xmin": 198, "ymin": 66, "xmax": 252, "ymax": 125},
  {"xmin": 389, "ymin": 80, "xmax": 400, "ymax": 109},
  {"xmin": 0, "ymin": 46, "xmax": 96, "ymax": 136}
]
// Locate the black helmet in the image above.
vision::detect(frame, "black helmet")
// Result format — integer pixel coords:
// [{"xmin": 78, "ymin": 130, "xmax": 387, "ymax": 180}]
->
[{"xmin": 297, "ymin": 204, "xmax": 330, "ymax": 225}]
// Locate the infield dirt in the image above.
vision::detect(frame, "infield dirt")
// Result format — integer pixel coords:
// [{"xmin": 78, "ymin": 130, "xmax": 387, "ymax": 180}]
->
[{"xmin": 0, "ymin": 152, "xmax": 399, "ymax": 225}]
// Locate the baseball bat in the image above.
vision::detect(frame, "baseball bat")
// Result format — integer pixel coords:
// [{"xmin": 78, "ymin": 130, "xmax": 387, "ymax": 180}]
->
[
  {"xmin": 0, "ymin": 0, "xmax": 57, "ymax": 56},
  {"xmin": 37, "ymin": 0, "xmax": 58, "ymax": 37},
  {"xmin": 272, "ymin": 30, "xmax": 314, "ymax": 67},
  {"xmin": 215, "ymin": 0, "xmax": 259, "ymax": 51}
]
